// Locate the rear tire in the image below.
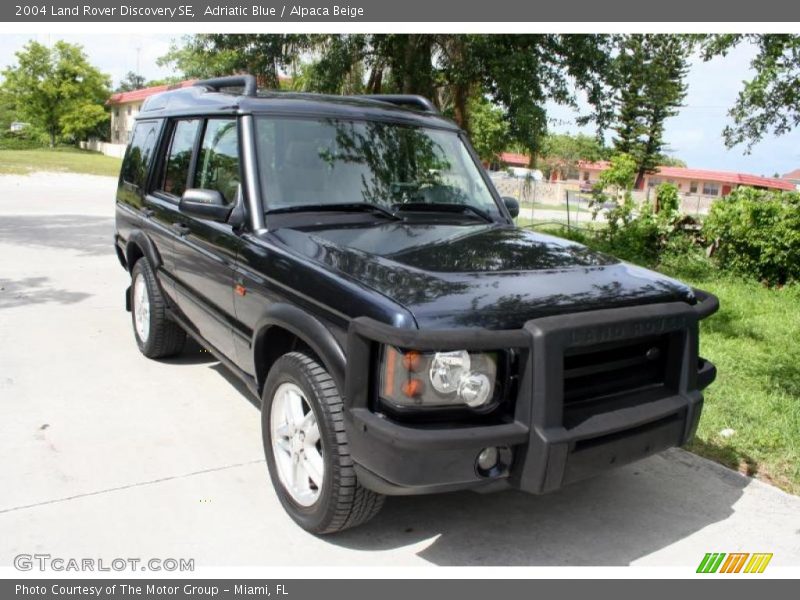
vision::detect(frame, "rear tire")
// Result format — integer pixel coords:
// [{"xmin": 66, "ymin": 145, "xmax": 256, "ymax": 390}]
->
[
  {"xmin": 130, "ymin": 258, "xmax": 186, "ymax": 359},
  {"xmin": 261, "ymin": 352, "xmax": 385, "ymax": 534}
]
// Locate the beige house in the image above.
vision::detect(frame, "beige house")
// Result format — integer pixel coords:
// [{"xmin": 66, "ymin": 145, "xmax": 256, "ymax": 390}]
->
[{"xmin": 107, "ymin": 80, "xmax": 195, "ymax": 144}]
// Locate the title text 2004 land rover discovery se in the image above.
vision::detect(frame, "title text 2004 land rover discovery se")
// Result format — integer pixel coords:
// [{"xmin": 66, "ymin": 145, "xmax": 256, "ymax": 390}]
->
[{"xmin": 114, "ymin": 76, "xmax": 718, "ymax": 533}]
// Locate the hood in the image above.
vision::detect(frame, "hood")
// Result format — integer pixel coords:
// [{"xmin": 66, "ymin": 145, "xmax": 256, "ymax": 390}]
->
[{"xmin": 270, "ymin": 222, "xmax": 695, "ymax": 329}]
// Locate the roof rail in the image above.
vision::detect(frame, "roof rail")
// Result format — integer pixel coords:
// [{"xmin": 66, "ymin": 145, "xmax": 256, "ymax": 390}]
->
[
  {"xmin": 194, "ymin": 75, "xmax": 257, "ymax": 97},
  {"xmin": 355, "ymin": 94, "xmax": 439, "ymax": 114}
]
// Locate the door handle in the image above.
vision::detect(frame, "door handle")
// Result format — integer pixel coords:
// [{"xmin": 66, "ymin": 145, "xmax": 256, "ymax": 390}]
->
[{"xmin": 171, "ymin": 222, "xmax": 190, "ymax": 237}]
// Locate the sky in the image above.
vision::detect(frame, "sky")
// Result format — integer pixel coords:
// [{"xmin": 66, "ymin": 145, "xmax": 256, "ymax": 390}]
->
[{"xmin": 1, "ymin": 33, "xmax": 798, "ymax": 178}]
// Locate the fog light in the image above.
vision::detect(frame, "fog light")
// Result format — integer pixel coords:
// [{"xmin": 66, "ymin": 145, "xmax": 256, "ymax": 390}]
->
[{"xmin": 477, "ymin": 447, "xmax": 499, "ymax": 471}]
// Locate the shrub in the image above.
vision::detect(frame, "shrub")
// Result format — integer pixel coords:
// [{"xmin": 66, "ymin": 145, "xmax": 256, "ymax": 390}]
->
[
  {"xmin": 0, "ymin": 127, "xmax": 50, "ymax": 150},
  {"xmin": 704, "ymin": 187, "xmax": 800, "ymax": 285}
]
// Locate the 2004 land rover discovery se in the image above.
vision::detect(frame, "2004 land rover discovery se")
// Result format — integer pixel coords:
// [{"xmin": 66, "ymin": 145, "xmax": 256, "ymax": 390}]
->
[{"xmin": 114, "ymin": 75, "xmax": 719, "ymax": 533}]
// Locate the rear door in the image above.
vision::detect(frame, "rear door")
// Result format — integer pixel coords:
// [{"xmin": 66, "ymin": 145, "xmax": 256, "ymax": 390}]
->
[
  {"xmin": 117, "ymin": 119, "xmax": 180, "ymax": 293},
  {"xmin": 167, "ymin": 117, "xmax": 241, "ymax": 361}
]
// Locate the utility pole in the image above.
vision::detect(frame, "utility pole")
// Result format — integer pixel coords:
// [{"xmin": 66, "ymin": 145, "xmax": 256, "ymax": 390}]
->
[{"xmin": 135, "ymin": 46, "xmax": 142, "ymax": 87}]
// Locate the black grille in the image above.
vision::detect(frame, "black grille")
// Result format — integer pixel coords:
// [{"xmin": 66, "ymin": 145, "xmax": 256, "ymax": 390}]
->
[{"xmin": 562, "ymin": 334, "xmax": 674, "ymax": 428}]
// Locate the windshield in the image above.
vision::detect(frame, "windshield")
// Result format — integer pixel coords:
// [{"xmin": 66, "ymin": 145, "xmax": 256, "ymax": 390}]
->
[{"xmin": 254, "ymin": 116, "xmax": 501, "ymax": 218}]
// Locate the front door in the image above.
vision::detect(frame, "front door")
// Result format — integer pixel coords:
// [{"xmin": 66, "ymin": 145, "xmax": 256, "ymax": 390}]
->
[{"xmin": 155, "ymin": 117, "xmax": 241, "ymax": 361}]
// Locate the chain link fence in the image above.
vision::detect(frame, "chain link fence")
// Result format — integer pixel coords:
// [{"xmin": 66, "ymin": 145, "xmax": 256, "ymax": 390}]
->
[{"xmin": 488, "ymin": 172, "xmax": 717, "ymax": 231}]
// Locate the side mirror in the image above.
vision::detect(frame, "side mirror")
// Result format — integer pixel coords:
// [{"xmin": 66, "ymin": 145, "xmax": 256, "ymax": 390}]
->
[
  {"xmin": 502, "ymin": 196, "xmax": 520, "ymax": 218},
  {"xmin": 179, "ymin": 189, "xmax": 232, "ymax": 223}
]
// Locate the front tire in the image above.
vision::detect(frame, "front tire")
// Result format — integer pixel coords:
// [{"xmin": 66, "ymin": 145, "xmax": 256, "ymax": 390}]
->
[
  {"xmin": 130, "ymin": 258, "xmax": 186, "ymax": 359},
  {"xmin": 261, "ymin": 352, "xmax": 384, "ymax": 534}
]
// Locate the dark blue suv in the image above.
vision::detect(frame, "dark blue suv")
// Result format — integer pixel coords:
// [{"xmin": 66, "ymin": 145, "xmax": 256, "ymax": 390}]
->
[{"xmin": 114, "ymin": 75, "xmax": 718, "ymax": 533}]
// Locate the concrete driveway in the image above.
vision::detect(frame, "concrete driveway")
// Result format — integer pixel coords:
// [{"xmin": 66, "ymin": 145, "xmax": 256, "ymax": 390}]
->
[{"xmin": 1, "ymin": 173, "xmax": 799, "ymax": 568}]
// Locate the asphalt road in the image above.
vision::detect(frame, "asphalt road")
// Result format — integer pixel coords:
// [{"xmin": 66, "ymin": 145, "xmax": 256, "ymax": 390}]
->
[{"xmin": 1, "ymin": 173, "xmax": 799, "ymax": 568}]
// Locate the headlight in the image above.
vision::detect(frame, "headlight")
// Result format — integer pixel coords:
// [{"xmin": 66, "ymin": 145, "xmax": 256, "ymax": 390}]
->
[{"xmin": 380, "ymin": 346, "xmax": 499, "ymax": 409}]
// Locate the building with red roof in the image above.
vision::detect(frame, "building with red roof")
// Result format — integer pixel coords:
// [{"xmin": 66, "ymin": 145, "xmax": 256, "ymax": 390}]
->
[
  {"xmin": 577, "ymin": 161, "xmax": 795, "ymax": 196},
  {"xmin": 497, "ymin": 152, "xmax": 530, "ymax": 168},
  {"xmin": 107, "ymin": 80, "xmax": 196, "ymax": 143},
  {"xmin": 781, "ymin": 168, "xmax": 800, "ymax": 187}
]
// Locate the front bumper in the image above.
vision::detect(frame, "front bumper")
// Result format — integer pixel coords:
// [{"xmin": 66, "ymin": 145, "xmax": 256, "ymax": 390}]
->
[{"xmin": 344, "ymin": 290, "xmax": 719, "ymax": 496}]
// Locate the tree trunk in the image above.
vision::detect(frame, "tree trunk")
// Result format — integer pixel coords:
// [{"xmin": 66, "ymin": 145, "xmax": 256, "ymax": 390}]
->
[
  {"xmin": 402, "ymin": 36, "xmax": 417, "ymax": 94},
  {"xmin": 634, "ymin": 168, "xmax": 646, "ymax": 192},
  {"xmin": 367, "ymin": 64, "xmax": 383, "ymax": 93},
  {"xmin": 49, "ymin": 130, "xmax": 56, "ymax": 148},
  {"xmin": 452, "ymin": 84, "xmax": 469, "ymax": 132}
]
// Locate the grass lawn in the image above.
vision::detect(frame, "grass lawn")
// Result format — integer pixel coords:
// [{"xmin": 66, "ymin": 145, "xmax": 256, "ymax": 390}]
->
[
  {"xmin": 0, "ymin": 147, "xmax": 122, "ymax": 177},
  {"xmin": 527, "ymin": 223, "xmax": 800, "ymax": 494},
  {"xmin": 673, "ymin": 272, "xmax": 800, "ymax": 494}
]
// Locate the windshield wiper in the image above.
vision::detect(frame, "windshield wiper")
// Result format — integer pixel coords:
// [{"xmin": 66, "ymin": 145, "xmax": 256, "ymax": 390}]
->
[
  {"xmin": 265, "ymin": 202, "xmax": 400, "ymax": 220},
  {"xmin": 391, "ymin": 202, "xmax": 493, "ymax": 223}
]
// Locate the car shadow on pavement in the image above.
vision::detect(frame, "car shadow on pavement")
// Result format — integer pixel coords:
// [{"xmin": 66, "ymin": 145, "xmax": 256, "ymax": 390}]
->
[
  {"xmin": 0, "ymin": 215, "xmax": 113, "ymax": 257},
  {"xmin": 0, "ymin": 276, "xmax": 92, "ymax": 309},
  {"xmin": 163, "ymin": 340, "xmax": 262, "ymax": 409},
  {"xmin": 161, "ymin": 338, "xmax": 219, "ymax": 366},
  {"xmin": 323, "ymin": 449, "xmax": 749, "ymax": 566}
]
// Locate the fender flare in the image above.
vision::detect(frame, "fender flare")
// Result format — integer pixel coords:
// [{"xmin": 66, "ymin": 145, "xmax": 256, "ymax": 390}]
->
[
  {"xmin": 252, "ymin": 303, "xmax": 347, "ymax": 394},
  {"xmin": 125, "ymin": 230, "xmax": 163, "ymax": 272}
]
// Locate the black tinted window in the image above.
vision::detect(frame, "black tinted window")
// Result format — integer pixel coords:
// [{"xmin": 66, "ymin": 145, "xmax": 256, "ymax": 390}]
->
[
  {"xmin": 122, "ymin": 120, "xmax": 159, "ymax": 188},
  {"xmin": 161, "ymin": 119, "xmax": 200, "ymax": 198},
  {"xmin": 193, "ymin": 119, "xmax": 240, "ymax": 204}
]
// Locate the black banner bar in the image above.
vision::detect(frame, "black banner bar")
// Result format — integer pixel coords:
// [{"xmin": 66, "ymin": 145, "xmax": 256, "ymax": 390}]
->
[
  {"xmin": 4, "ymin": 579, "xmax": 799, "ymax": 600},
  {"xmin": 2, "ymin": 0, "xmax": 798, "ymax": 22}
]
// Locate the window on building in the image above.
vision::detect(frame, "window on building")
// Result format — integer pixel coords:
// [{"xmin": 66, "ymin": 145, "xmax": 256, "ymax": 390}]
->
[
  {"xmin": 114, "ymin": 108, "xmax": 119, "ymax": 118},
  {"xmin": 127, "ymin": 105, "xmax": 132, "ymax": 116},
  {"xmin": 122, "ymin": 120, "xmax": 160, "ymax": 189},
  {"xmin": 689, "ymin": 181, "xmax": 698, "ymax": 194},
  {"xmin": 702, "ymin": 182, "xmax": 720, "ymax": 196},
  {"xmin": 160, "ymin": 119, "xmax": 200, "ymax": 199},
  {"xmin": 193, "ymin": 119, "xmax": 240, "ymax": 205}
]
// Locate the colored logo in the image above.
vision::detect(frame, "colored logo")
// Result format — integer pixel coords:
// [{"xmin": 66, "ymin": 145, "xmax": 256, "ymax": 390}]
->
[{"xmin": 696, "ymin": 552, "xmax": 773, "ymax": 573}]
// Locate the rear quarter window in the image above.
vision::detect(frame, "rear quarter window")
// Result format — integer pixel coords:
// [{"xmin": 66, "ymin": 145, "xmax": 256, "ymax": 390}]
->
[{"xmin": 122, "ymin": 120, "xmax": 161, "ymax": 190}]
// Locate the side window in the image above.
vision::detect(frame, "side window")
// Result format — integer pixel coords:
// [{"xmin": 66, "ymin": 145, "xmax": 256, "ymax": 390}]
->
[
  {"xmin": 193, "ymin": 119, "xmax": 240, "ymax": 204},
  {"xmin": 161, "ymin": 119, "xmax": 200, "ymax": 199},
  {"xmin": 122, "ymin": 120, "xmax": 160, "ymax": 189}
]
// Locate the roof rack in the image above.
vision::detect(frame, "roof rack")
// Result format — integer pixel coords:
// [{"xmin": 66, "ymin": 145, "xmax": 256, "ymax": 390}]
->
[
  {"xmin": 194, "ymin": 75, "xmax": 257, "ymax": 97},
  {"xmin": 354, "ymin": 94, "xmax": 439, "ymax": 114}
]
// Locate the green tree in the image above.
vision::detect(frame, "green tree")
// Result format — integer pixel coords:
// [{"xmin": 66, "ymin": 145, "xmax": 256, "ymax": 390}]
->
[
  {"xmin": 0, "ymin": 88, "xmax": 16, "ymax": 131},
  {"xmin": 158, "ymin": 34, "xmax": 315, "ymax": 89},
  {"xmin": 463, "ymin": 95, "xmax": 509, "ymax": 162},
  {"xmin": 591, "ymin": 152, "xmax": 638, "ymax": 230},
  {"xmin": 1, "ymin": 40, "xmax": 110, "ymax": 147},
  {"xmin": 701, "ymin": 34, "xmax": 800, "ymax": 151},
  {"xmin": 611, "ymin": 35, "xmax": 690, "ymax": 188},
  {"xmin": 116, "ymin": 71, "xmax": 145, "ymax": 92},
  {"xmin": 162, "ymin": 34, "xmax": 618, "ymax": 162}
]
